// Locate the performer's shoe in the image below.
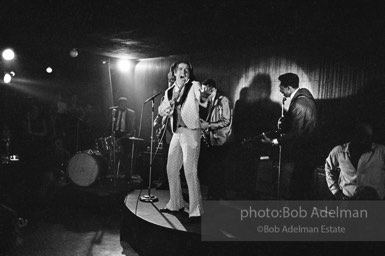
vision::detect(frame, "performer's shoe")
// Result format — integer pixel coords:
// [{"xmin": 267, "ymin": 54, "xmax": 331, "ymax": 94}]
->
[
  {"xmin": 187, "ymin": 216, "xmax": 201, "ymax": 223},
  {"xmin": 159, "ymin": 208, "xmax": 185, "ymax": 214}
]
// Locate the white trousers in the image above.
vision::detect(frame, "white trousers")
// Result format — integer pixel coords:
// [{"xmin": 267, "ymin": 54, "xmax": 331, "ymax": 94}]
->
[{"xmin": 165, "ymin": 127, "xmax": 203, "ymax": 217}]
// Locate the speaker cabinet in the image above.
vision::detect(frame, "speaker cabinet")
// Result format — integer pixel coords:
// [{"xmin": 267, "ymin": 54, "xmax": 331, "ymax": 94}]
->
[{"xmin": 313, "ymin": 166, "xmax": 334, "ymax": 200}]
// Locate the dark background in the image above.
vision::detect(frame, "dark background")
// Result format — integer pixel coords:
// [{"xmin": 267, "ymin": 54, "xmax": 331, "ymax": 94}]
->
[{"xmin": 1, "ymin": 0, "xmax": 385, "ymax": 161}]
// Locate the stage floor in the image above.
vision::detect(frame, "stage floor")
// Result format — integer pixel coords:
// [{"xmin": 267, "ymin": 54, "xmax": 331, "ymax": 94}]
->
[{"xmin": 124, "ymin": 189, "xmax": 201, "ymax": 234}]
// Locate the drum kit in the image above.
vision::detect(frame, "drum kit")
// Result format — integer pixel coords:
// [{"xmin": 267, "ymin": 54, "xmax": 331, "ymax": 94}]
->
[
  {"xmin": 1, "ymin": 137, "xmax": 19, "ymax": 165},
  {"xmin": 67, "ymin": 134, "xmax": 144, "ymax": 187}
]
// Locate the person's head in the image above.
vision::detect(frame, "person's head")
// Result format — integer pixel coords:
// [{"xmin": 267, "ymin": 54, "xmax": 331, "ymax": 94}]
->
[
  {"xmin": 350, "ymin": 122, "xmax": 374, "ymax": 153},
  {"xmin": 117, "ymin": 97, "xmax": 128, "ymax": 109},
  {"xmin": 278, "ymin": 73, "xmax": 299, "ymax": 98},
  {"xmin": 173, "ymin": 61, "xmax": 194, "ymax": 86},
  {"xmin": 202, "ymin": 79, "xmax": 217, "ymax": 99}
]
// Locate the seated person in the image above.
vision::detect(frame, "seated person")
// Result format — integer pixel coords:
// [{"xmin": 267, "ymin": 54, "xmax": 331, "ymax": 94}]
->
[{"xmin": 325, "ymin": 122, "xmax": 385, "ymax": 200}]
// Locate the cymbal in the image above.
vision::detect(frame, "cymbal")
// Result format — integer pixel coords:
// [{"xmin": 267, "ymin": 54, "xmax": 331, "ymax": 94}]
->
[{"xmin": 128, "ymin": 137, "xmax": 145, "ymax": 141}]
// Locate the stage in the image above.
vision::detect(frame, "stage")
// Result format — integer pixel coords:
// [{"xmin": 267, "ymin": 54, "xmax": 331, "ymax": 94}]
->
[
  {"xmin": 124, "ymin": 190, "xmax": 201, "ymax": 233},
  {"xmin": 120, "ymin": 189, "xmax": 385, "ymax": 256}
]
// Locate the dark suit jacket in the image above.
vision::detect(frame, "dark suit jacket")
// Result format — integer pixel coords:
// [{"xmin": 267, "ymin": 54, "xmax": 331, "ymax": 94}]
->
[
  {"xmin": 279, "ymin": 88, "xmax": 317, "ymax": 160},
  {"xmin": 110, "ymin": 108, "xmax": 136, "ymax": 137}
]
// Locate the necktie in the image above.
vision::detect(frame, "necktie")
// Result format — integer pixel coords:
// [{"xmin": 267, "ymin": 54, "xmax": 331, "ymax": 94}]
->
[{"xmin": 116, "ymin": 111, "xmax": 122, "ymax": 131}]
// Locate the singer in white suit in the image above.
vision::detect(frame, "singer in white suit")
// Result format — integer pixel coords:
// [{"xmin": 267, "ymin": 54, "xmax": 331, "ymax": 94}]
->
[{"xmin": 158, "ymin": 61, "xmax": 203, "ymax": 222}]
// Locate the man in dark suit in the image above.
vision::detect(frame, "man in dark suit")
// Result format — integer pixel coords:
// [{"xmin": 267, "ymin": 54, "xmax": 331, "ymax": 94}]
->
[{"xmin": 262, "ymin": 73, "xmax": 318, "ymax": 199}]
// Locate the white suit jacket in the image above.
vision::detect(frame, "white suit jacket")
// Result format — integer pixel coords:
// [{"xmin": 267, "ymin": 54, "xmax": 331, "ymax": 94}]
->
[{"xmin": 158, "ymin": 81, "xmax": 201, "ymax": 132}]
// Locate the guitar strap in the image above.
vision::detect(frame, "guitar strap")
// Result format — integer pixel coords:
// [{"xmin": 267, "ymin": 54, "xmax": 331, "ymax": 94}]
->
[
  {"xmin": 169, "ymin": 81, "xmax": 193, "ymax": 132},
  {"xmin": 176, "ymin": 80, "xmax": 192, "ymax": 106},
  {"xmin": 205, "ymin": 95, "xmax": 221, "ymax": 122}
]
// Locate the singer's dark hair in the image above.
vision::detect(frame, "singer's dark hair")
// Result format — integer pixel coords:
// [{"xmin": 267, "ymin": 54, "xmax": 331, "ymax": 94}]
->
[
  {"xmin": 168, "ymin": 62, "xmax": 177, "ymax": 85},
  {"xmin": 278, "ymin": 73, "xmax": 299, "ymax": 89},
  {"xmin": 173, "ymin": 61, "xmax": 195, "ymax": 80}
]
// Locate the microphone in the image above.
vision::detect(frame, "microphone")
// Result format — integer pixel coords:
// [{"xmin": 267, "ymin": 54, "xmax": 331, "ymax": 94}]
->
[
  {"xmin": 282, "ymin": 97, "xmax": 287, "ymax": 103},
  {"xmin": 144, "ymin": 91, "xmax": 162, "ymax": 104}
]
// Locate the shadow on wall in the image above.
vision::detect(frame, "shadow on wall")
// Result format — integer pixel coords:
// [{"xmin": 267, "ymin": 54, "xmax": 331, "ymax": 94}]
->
[
  {"xmin": 232, "ymin": 73, "xmax": 385, "ymax": 165},
  {"xmin": 232, "ymin": 73, "xmax": 282, "ymax": 143}
]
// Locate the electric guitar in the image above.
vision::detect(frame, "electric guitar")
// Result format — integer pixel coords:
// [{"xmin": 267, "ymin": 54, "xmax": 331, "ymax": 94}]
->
[
  {"xmin": 241, "ymin": 130, "xmax": 280, "ymax": 146},
  {"xmin": 160, "ymin": 81, "xmax": 193, "ymax": 133},
  {"xmin": 201, "ymin": 128, "xmax": 211, "ymax": 148},
  {"xmin": 155, "ymin": 115, "xmax": 170, "ymax": 142}
]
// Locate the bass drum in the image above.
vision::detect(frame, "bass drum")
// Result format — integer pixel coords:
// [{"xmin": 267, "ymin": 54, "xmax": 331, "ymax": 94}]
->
[{"xmin": 67, "ymin": 150, "xmax": 106, "ymax": 187}]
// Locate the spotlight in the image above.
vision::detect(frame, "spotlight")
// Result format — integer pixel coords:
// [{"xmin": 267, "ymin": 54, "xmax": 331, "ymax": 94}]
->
[
  {"xmin": 117, "ymin": 59, "xmax": 131, "ymax": 73},
  {"xmin": 69, "ymin": 48, "xmax": 78, "ymax": 58},
  {"xmin": 2, "ymin": 49, "xmax": 15, "ymax": 61},
  {"xmin": 3, "ymin": 73, "xmax": 12, "ymax": 83},
  {"xmin": 46, "ymin": 67, "xmax": 53, "ymax": 73}
]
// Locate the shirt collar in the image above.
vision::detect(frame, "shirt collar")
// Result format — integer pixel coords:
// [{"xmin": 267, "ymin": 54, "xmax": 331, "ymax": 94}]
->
[
  {"xmin": 290, "ymin": 88, "xmax": 300, "ymax": 99},
  {"xmin": 210, "ymin": 91, "xmax": 217, "ymax": 102},
  {"xmin": 174, "ymin": 79, "xmax": 189, "ymax": 91}
]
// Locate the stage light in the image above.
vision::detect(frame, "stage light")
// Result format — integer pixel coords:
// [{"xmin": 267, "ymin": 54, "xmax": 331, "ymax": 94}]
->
[
  {"xmin": 3, "ymin": 73, "xmax": 12, "ymax": 83},
  {"xmin": 46, "ymin": 67, "xmax": 53, "ymax": 73},
  {"xmin": 117, "ymin": 59, "xmax": 131, "ymax": 73},
  {"xmin": 2, "ymin": 49, "xmax": 15, "ymax": 61},
  {"xmin": 10, "ymin": 71, "xmax": 15, "ymax": 76},
  {"xmin": 69, "ymin": 48, "xmax": 78, "ymax": 58}
]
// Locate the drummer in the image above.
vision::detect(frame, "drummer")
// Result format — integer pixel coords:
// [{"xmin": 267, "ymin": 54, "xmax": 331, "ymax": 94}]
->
[{"xmin": 109, "ymin": 97, "xmax": 136, "ymax": 180}]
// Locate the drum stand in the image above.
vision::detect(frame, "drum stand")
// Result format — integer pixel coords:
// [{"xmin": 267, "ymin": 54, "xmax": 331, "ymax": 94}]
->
[
  {"xmin": 107, "ymin": 110, "xmax": 118, "ymax": 187},
  {"xmin": 111, "ymin": 134, "xmax": 118, "ymax": 187}
]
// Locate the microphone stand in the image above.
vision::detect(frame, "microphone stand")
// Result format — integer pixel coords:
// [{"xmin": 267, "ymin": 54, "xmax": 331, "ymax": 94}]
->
[
  {"xmin": 76, "ymin": 117, "xmax": 80, "ymax": 152},
  {"xmin": 140, "ymin": 97, "xmax": 159, "ymax": 202},
  {"xmin": 277, "ymin": 97, "xmax": 286, "ymax": 199},
  {"xmin": 111, "ymin": 110, "xmax": 117, "ymax": 186}
]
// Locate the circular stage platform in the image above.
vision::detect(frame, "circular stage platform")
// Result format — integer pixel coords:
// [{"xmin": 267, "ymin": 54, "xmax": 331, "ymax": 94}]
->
[{"xmin": 120, "ymin": 189, "xmax": 384, "ymax": 256}]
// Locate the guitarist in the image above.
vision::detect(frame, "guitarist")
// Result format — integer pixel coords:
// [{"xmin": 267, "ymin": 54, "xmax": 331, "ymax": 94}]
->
[
  {"xmin": 261, "ymin": 73, "xmax": 318, "ymax": 199},
  {"xmin": 199, "ymin": 79, "xmax": 232, "ymax": 200},
  {"xmin": 153, "ymin": 64, "xmax": 177, "ymax": 190},
  {"xmin": 158, "ymin": 61, "xmax": 203, "ymax": 223}
]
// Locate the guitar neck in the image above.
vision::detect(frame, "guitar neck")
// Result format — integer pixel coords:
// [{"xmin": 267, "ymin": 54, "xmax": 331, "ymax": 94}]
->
[{"xmin": 242, "ymin": 129, "xmax": 278, "ymax": 144}]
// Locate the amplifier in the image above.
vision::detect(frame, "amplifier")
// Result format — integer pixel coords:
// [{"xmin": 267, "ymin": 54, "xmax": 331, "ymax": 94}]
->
[{"xmin": 313, "ymin": 166, "xmax": 334, "ymax": 200}]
